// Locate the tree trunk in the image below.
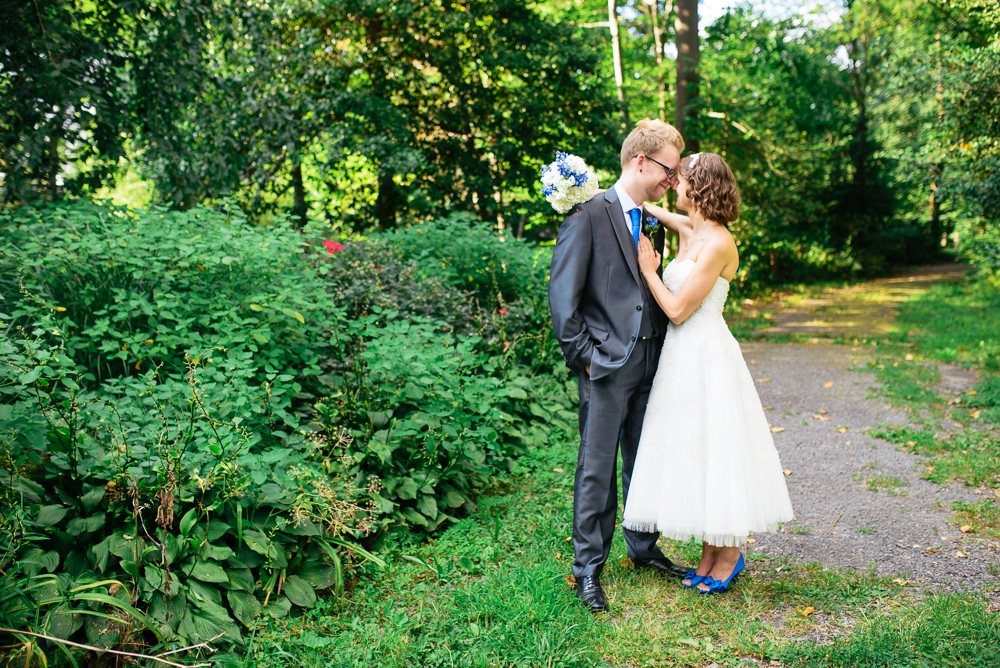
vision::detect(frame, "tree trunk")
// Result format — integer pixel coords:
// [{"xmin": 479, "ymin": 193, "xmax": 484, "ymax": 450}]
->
[
  {"xmin": 46, "ymin": 124, "xmax": 61, "ymax": 200},
  {"xmin": 644, "ymin": 0, "xmax": 670, "ymax": 121},
  {"xmin": 291, "ymin": 163, "xmax": 307, "ymax": 230},
  {"xmin": 930, "ymin": 161, "xmax": 943, "ymax": 249},
  {"xmin": 674, "ymin": 0, "xmax": 699, "ymax": 152},
  {"xmin": 608, "ymin": 0, "xmax": 630, "ymax": 131},
  {"xmin": 376, "ymin": 172, "xmax": 398, "ymax": 228}
]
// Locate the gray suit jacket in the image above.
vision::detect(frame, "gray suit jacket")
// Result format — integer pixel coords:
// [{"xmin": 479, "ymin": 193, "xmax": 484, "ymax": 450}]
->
[{"xmin": 548, "ymin": 187, "xmax": 668, "ymax": 380}]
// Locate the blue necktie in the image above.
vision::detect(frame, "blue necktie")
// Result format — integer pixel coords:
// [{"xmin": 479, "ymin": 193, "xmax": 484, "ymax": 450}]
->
[{"xmin": 628, "ymin": 208, "xmax": 641, "ymax": 248}]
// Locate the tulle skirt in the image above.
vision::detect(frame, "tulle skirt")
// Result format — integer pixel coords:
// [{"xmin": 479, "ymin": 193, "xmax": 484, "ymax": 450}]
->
[{"xmin": 621, "ymin": 313, "xmax": 794, "ymax": 546}]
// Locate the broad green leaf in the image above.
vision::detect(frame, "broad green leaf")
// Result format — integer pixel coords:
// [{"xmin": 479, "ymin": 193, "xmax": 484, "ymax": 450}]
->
[
  {"xmin": 81, "ymin": 484, "xmax": 106, "ymax": 514},
  {"xmin": 150, "ymin": 591, "xmax": 186, "ymax": 631},
  {"xmin": 225, "ymin": 568, "xmax": 255, "ymax": 593},
  {"xmin": 228, "ymin": 590, "xmax": 262, "ymax": 626},
  {"xmin": 187, "ymin": 560, "xmax": 228, "ymax": 583},
  {"xmin": 416, "ymin": 495, "xmax": 438, "ymax": 520},
  {"xmin": 297, "ymin": 563, "xmax": 339, "ymax": 590},
  {"xmin": 121, "ymin": 559, "xmax": 140, "ymax": 579},
  {"xmin": 262, "ymin": 596, "xmax": 291, "ymax": 619},
  {"xmin": 36, "ymin": 504, "xmax": 68, "ymax": 528},
  {"xmin": 280, "ymin": 308, "xmax": 304, "ymax": 324},
  {"xmin": 66, "ymin": 513, "xmax": 105, "ymax": 535},
  {"xmin": 397, "ymin": 478, "xmax": 419, "ymax": 500},
  {"xmin": 282, "ymin": 575, "xmax": 315, "ymax": 608},
  {"xmin": 401, "ymin": 507, "xmax": 429, "ymax": 527},
  {"xmin": 179, "ymin": 508, "xmax": 198, "ymax": 536},
  {"xmin": 38, "ymin": 550, "xmax": 60, "ymax": 573},
  {"xmin": 242, "ymin": 529, "xmax": 270, "ymax": 556}
]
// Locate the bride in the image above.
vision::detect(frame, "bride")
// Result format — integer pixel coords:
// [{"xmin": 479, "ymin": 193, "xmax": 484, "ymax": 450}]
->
[{"xmin": 621, "ymin": 152, "xmax": 794, "ymax": 594}]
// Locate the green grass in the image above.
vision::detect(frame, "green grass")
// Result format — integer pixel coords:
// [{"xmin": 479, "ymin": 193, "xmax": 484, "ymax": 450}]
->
[
  {"xmin": 235, "ymin": 274, "xmax": 1000, "ymax": 667},
  {"xmin": 779, "ymin": 594, "xmax": 1000, "ymax": 667},
  {"xmin": 871, "ymin": 425, "xmax": 1000, "ymax": 488},
  {"xmin": 952, "ymin": 500, "xmax": 1000, "ymax": 539},
  {"xmin": 236, "ymin": 434, "xmax": 999, "ymax": 667},
  {"xmin": 891, "ymin": 278, "xmax": 1000, "ymax": 373}
]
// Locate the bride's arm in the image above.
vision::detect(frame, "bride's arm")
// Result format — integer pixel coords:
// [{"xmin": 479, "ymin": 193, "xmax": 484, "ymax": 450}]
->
[
  {"xmin": 637, "ymin": 235, "xmax": 729, "ymax": 324},
  {"xmin": 643, "ymin": 202, "xmax": 692, "ymax": 235}
]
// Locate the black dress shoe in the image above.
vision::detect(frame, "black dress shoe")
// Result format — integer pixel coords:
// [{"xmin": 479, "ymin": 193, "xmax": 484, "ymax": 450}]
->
[
  {"xmin": 632, "ymin": 557, "xmax": 690, "ymax": 579},
  {"xmin": 575, "ymin": 575, "xmax": 608, "ymax": 613}
]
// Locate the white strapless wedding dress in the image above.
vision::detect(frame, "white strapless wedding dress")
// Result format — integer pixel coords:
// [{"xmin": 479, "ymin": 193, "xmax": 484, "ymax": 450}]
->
[{"xmin": 622, "ymin": 258, "xmax": 793, "ymax": 546}]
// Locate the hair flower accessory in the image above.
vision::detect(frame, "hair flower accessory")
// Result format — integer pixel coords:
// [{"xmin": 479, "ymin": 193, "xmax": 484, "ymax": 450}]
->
[
  {"xmin": 687, "ymin": 152, "xmax": 702, "ymax": 167},
  {"xmin": 643, "ymin": 216, "xmax": 660, "ymax": 234},
  {"xmin": 539, "ymin": 151, "xmax": 599, "ymax": 214}
]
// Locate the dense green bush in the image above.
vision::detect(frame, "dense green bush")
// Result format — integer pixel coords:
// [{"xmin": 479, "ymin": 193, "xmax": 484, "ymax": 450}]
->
[
  {"xmin": 0, "ymin": 200, "xmax": 348, "ymax": 397},
  {"xmin": 0, "ymin": 320, "xmax": 378, "ymax": 655},
  {"xmin": 960, "ymin": 226, "xmax": 1000, "ymax": 279},
  {"xmin": 0, "ymin": 200, "xmax": 580, "ymax": 662}
]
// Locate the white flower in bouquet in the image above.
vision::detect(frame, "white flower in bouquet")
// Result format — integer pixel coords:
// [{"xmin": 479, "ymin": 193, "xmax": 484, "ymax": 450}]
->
[{"xmin": 539, "ymin": 152, "xmax": 599, "ymax": 214}]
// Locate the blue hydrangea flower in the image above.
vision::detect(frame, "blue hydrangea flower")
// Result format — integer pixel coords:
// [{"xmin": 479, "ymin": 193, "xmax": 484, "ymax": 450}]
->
[{"xmin": 643, "ymin": 216, "xmax": 660, "ymax": 234}]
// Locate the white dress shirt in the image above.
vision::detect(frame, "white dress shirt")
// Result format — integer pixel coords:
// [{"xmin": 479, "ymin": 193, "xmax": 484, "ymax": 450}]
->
[{"xmin": 613, "ymin": 181, "xmax": 641, "ymax": 240}]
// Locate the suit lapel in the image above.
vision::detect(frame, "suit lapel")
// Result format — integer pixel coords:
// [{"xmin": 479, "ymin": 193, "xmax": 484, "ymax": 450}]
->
[{"xmin": 604, "ymin": 190, "xmax": 642, "ymax": 287}]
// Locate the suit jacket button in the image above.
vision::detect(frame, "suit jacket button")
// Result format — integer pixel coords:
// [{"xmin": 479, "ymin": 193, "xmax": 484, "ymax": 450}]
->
[
  {"xmin": 636, "ymin": 305, "xmax": 642, "ymax": 311},
  {"xmin": 631, "ymin": 336, "xmax": 636, "ymax": 342}
]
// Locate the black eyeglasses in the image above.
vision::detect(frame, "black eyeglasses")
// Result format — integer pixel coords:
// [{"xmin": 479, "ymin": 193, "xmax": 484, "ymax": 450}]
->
[{"xmin": 642, "ymin": 154, "xmax": 677, "ymax": 180}]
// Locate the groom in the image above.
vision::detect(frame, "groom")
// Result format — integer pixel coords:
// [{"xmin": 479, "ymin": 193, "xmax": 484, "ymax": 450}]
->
[{"xmin": 548, "ymin": 119, "xmax": 688, "ymax": 613}]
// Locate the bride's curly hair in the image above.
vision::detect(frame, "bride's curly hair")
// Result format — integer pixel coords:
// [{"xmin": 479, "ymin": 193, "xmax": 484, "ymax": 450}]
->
[{"xmin": 679, "ymin": 153, "xmax": 741, "ymax": 225}]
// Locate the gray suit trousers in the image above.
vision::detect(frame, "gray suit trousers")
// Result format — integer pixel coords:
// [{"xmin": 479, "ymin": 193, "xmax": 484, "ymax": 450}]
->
[{"xmin": 572, "ymin": 337, "xmax": 665, "ymax": 577}]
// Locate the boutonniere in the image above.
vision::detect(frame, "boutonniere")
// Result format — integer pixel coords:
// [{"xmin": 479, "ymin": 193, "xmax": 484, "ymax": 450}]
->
[{"xmin": 643, "ymin": 216, "xmax": 660, "ymax": 234}]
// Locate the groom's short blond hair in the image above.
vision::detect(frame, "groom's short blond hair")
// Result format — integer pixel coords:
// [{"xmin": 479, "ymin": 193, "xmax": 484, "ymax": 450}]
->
[{"xmin": 620, "ymin": 119, "xmax": 685, "ymax": 169}]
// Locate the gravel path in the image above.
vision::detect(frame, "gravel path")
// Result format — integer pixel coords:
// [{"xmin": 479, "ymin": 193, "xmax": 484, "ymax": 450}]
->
[{"xmin": 741, "ymin": 342, "xmax": 1000, "ymax": 598}]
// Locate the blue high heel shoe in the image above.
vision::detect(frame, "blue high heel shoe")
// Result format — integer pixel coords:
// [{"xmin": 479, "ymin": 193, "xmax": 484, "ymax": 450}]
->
[
  {"xmin": 698, "ymin": 553, "xmax": 745, "ymax": 595},
  {"xmin": 681, "ymin": 570, "xmax": 707, "ymax": 589}
]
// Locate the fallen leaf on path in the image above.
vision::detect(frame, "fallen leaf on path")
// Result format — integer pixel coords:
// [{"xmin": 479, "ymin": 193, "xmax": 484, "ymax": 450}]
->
[
  {"xmin": 994, "ymin": 490, "xmax": 1000, "ymax": 500},
  {"xmin": 818, "ymin": 409, "xmax": 828, "ymax": 414},
  {"xmin": 797, "ymin": 606, "xmax": 815, "ymax": 616},
  {"xmin": 771, "ymin": 427, "xmax": 785, "ymax": 433},
  {"xmin": 758, "ymin": 378, "xmax": 772, "ymax": 383},
  {"xmin": 905, "ymin": 441, "xmax": 917, "ymax": 447},
  {"xmin": 783, "ymin": 469, "xmax": 792, "ymax": 476},
  {"xmin": 955, "ymin": 551, "xmax": 969, "ymax": 558},
  {"xmin": 776, "ymin": 566, "xmax": 783, "ymax": 572},
  {"xmin": 555, "ymin": 553, "xmax": 561, "ymax": 559},
  {"xmin": 893, "ymin": 578, "xmax": 911, "ymax": 586},
  {"xmin": 905, "ymin": 354, "xmax": 914, "ymax": 361},
  {"xmin": 565, "ymin": 536, "xmax": 572, "ymax": 542},
  {"xmin": 566, "ymin": 575, "xmax": 577, "ymax": 588},
  {"xmin": 553, "ymin": 467, "xmax": 564, "ymax": 473},
  {"xmin": 960, "ymin": 525, "xmax": 974, "ymax": 533},
  {"xmin": 837, "ymin": 428, "xmax": 848, "ymax": 433},
  {"xmin": 777, "ymin": 391, "xmax": 785, "ymax": 395},
  {"xmin": 970, "ymin": 410, "xmax": 981, "ymax": 419},
  {"xmin": 621, "ymin": 558, "xmax": 634, "ymax": 569},
  {"xmin": 969, "ymin": 390, "xmax": 978, "ymax": 396},
  {"xmin": 824, "ymin": 382, "xmax": 834, "ymax": 388},
  {"xmin": 813, "ymin": 415, "xmax": 831, "ymax": 421},
  {"xmin": 770, "ymin": 660, "xmax": 783, "ymax": 666},
  {"xmin": 750, "ymin": 359, "xmax": 756, "ymax": 364},
  {"xmin": 747, "ymin": 538, "xmax": 756, "ymax": 543}
]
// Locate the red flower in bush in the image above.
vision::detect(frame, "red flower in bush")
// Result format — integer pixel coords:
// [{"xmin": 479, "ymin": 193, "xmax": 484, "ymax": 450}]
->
[
  {"xmin": 323, "ymin": 240, "xmax": 345, "ymax": 254},
  {"xmin": 499, "ymin": 308, "xmax": 508, "ymax": 315}
]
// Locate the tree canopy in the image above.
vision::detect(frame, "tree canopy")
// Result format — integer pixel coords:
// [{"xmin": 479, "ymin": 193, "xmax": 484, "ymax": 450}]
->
[{"xmin": 2, "ymin": 0, "xmax": 997, "ymax": 282}]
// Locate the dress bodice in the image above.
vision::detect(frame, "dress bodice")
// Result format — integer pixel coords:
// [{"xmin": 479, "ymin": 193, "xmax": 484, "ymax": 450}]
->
[{"xmin": 662, "ymin": 258, "xmax": 730, "ymax": 321}]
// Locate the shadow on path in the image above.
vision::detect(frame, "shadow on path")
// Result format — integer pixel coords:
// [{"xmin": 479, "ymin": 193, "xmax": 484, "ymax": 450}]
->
[{"xmin": 759, "ymin": 263, "xmax": 970, "ymax": 339}]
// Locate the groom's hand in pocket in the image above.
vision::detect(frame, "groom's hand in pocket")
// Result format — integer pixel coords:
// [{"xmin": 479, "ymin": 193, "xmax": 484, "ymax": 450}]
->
[{"xmin": 585, "ymin": 365, "xmax": 591, "ymax": 377}]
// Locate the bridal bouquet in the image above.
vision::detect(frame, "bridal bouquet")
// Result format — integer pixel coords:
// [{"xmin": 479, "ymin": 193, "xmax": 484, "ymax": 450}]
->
[{"xmin": 539, "ymin": 151, "xmax": 599, "ymax": 214}]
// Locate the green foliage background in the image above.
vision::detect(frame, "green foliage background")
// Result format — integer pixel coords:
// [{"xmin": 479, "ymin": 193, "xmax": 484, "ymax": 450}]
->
[{"xmin": 1, "ymin": 0, "xmax": 999, "ymax": 664}]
